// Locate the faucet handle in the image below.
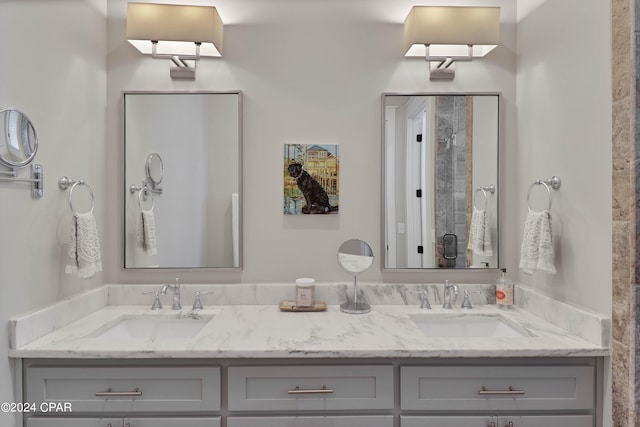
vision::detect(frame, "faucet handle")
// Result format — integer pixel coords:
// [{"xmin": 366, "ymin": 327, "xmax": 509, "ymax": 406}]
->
[
  {"xmin": 192, "ymin": 291, "xmax": 213, "ymax": 311},
  {"xmin": 461, "ymin": 290, "xmax": 483, "ymax": 309},
  {"xmin": 142, "ymin": 290, "xmax": 162, "ymax": 310},
  {"xmin": 411, "ymin": 290, "xmax": 432, "ymax": 310}
]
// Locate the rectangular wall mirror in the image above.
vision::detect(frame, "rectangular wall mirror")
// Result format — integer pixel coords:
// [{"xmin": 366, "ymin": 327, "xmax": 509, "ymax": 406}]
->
[
  {"xmin": 124, "ymin": 91, "xmax": 242, "ymax": 269},
  {"xmin": 383, "ymin": 93, "xmax": 499, "ymax": 269}
]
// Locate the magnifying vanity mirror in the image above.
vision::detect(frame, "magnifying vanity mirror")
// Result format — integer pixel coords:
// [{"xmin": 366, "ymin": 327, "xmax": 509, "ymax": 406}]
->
[
  {"xmin": 145, "ymin": 152, "xmax": 164, "ymax": 193},
  {"xmin": 124, "ymin": 92, "xmax": 242, "ymax": 269},
  {"xmin": 338, "ymin": 239, "xmax": 374, "ymax": 314},
  {"xmin": 383, "ymin": 93, "xmax": 499, "ymax": 269},
  {"xmin": 0, "ymin": 108, "xmax": 38, "ymax": 168}
]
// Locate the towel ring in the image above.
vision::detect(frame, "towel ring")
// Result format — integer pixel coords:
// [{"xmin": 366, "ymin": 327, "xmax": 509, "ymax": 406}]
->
[
  {"xmin": 138, "ymin": 188, "xmax": 154, "ymax": 211},
  {"xmin": 473, "ymin": 187, "xmax": 488, "ymax": 210},
  {"xmin": 527, "ymin": 180, "xmax": 552, "ymax": 212},
  {"xmin": 69, "ymin": 181, "xmax": 95, "ymax": 214}
]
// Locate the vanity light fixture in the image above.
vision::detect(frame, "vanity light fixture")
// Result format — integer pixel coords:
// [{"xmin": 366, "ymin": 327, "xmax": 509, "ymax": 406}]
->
[
  {"xmin": 403, "ymin": 6, "xmax": 500, "ymax": 80},
  {"xmin": 126, "ymin": 2, "xmax": 224, "ymax": 80}
]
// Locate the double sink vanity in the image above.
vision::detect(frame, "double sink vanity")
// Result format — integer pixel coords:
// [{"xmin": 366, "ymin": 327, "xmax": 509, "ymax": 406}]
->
[{"xmin": 9, "ymin": 282, "xmax": 609, "ymax": 427}]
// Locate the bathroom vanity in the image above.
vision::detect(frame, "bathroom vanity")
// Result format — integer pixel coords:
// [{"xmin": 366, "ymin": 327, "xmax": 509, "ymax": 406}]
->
[{"xmin": 9, "ymin": 284, "xmax": 609, "ymax": 427}]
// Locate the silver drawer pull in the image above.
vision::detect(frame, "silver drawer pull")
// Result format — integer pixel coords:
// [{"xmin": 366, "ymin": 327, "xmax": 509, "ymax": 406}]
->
[
  {"xmin": 478, "ymin": 386, "xmax": 525, "ymax": 396},
  {"xmin": 287, "ymin": 386, "xmax": 334, "ymax": 395},
  {"xmin": 95, "ymin": 387, "xmax": 142, "ymax": 397}
]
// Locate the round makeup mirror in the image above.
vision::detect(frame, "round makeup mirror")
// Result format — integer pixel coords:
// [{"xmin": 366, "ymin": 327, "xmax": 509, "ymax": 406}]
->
[
  {"xmin": 0, "ymin": 108, "xmax": 38, "ymax": 169},
  {"xmin": 145, "ymin": 153, "xmax": 163, "ymax": 188},
  {"xmin": 337, "ymin": 239, "xmax": 374, "ymax": 314}
]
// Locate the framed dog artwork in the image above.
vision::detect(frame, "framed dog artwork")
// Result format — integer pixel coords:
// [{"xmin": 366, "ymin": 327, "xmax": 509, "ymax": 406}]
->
[{"xmin": 283, "ymin": 144, "xmax": 339, "ymax": 215}]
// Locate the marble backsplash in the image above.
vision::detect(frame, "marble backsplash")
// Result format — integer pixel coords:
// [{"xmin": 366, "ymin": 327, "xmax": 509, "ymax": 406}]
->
[
  {"xmin": 9, "ymin": 282, "xmax": 609, "ymax": 350},
  {"xmin": 109, "ymin": 282, "xmax": 496, "ymax": 308}
]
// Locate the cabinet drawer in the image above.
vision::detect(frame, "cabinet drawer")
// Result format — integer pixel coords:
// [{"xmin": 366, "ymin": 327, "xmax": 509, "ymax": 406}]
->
[
  {"xmin": 401, "ymin": 365, "xmax": 594, "ymax": 411},
  {"xmin": 228, "ymin": 416, "xmax": 393, "ymax": 427},
  {"xmin": 25, "ymin": 366, "xmax": 221, "ymax": 413},
  {"xmin": 27, "ymin": 417, "xmax": 221, "ymax": 427},
  {"xmin": 401, "ymin": 415, "xmax": 496, "ymax": 427},
  {"xmin": 228, "ymin": 365, "xmax": 393, "ymax": 411},
  {"xmin": 401, "ymin": 415, "xmax": 593, "ymax": 427},
  {"xmin": 27, "ymin": 418, "xmax": 122, "ymax": 427}
]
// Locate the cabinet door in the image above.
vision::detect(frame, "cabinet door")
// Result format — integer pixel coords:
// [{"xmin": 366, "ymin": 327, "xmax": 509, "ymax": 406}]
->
[
  {"xmin": 401, "ymin": 415, "xmax": 497, "ymax": 427},
  {"xmin": 125, "ymin": 417, "xmax": 221, "ymax": 427},
  {"xmin": 501, "ymin": 415, "xmax": 593, "ymax": 427},
  {"xmin": 228, "ymin": 415, "xmax": 393, "ymax": 427},
  {"xmin": 27, "ymin": 418, "xmax": 122, "ymax": 427}
]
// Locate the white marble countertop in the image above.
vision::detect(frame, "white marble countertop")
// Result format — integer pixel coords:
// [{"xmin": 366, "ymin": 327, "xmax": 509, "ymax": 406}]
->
[{"xmin": 9, "ymin": 302, "xmax": 608, "ymax": 359}]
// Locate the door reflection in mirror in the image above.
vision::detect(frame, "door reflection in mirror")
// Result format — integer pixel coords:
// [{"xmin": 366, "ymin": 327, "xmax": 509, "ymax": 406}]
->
[{"xmin": 383, "ymin": 94, "xmax": 499, "ymax": 269}]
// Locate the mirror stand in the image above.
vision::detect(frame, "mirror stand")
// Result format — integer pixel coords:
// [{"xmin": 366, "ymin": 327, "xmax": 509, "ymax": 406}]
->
[
  {"xmin": 337, "ymin": 239, "xmax": 374, "ymax": 315},
  {"xmin": 340, "ymin": 275, "xmax": 371, "ymax": 314}
]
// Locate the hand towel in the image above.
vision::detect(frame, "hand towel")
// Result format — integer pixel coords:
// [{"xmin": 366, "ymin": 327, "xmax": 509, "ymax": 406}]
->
[
  {"xmin": 519, "ymin": 210, "xmax": 556, "ymax": 275},
  {"xmin": 136, "ymin": 209, "xmax": 157, "ymax": 256},
  {"xmin": 467, "ymin": 207, "xmax": 493, "ymax": 257},
  {"xmin": 65, "ymin": 212, "xmax": 102, "ymax": 279}
]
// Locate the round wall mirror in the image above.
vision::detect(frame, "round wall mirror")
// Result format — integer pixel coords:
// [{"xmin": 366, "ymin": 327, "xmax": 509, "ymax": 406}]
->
[
  {"xmin": 0, "ymin": 108, "xmax": 38, "ymax": 168},
  {"xmin": 145, "ymin": 152, "xmax": 163, "ymax": 186},
  {"xmin": 337, "ymin": 239, "xmax": 374, "ymax": 314}
]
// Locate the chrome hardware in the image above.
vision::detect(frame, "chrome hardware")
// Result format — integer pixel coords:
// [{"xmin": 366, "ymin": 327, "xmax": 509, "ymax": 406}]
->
[
  {"xmin": 506, "ymin": 422, "xmax": 513, "ymax": 427},
  {"xmin": 478, "ymin": 386, "xmax": 525, "ymax": 396},
  {"xmin": 0, "ymin": 164, "xmax": 44, "ymax": 198},
  {"xmin": 58, "ymin": 176, "xmax": 95, "ymax": 214},
  {"xmin": 489, "ymin": 423, "xmax": 496, "ymax": 427},
  {"xmin": 461, "ymin": 290, "xmax": 483, "ymax": 309},
  {"xmin": 192, "ymin": 290, "xmax": 213, "ymax": 311},
  {"xmin": 125, "ymin": 424, "xmax": 131, "ymax": 427},
  {"xmin": 442, "ymin": 280, "xmax": 459, "ymax": 309},
  {"xmin": 461, "ymin": 290, "xmax": 472, "ymax": 309},
  {"xmin": 95, "ymin": 387, "xmax": 142, "ymax": 397},
  {"xmin": 287, "ymin": 386, "xmax": 334, "ymax": 395},
  {"xmin": 161, "ymin": 278, "xmax": 182, "ymax": 310},
  {"xmin": 142, "ymin": 290, "xmax": 163, "ymax": 310},
  {"xmin": 411, "ymin": 290, "xmax": 431, "ymax": 309}
]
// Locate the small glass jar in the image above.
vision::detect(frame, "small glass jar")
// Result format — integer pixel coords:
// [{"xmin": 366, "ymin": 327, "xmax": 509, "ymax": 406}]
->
[{"xmin": 295, "ymin": 278, "xmax": 315, "ymax": 308}]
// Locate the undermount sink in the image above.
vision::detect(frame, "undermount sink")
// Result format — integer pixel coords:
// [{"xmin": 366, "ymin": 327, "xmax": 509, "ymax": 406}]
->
[
  {"xmin": 409, "ymin": 313, "xmax": 531, "ymax": 338},
  {"xmin": 88, "ymin": 314, "xmax": 214, "ymax": 339}
]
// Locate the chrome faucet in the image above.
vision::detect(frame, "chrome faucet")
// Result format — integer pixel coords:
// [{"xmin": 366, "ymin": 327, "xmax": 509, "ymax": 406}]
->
[
  {"xmin": 442, "ymin": 280, "xmax": 459, "ymax": 309},
  {"xmin": 161, "ymin": 278, "xmax": 182, "ymax": 310}
]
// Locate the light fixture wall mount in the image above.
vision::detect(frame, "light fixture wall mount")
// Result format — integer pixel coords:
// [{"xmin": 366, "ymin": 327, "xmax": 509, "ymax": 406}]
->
[
  {"xmin": 126, "ymin": 2, "xmax": 224, "ymax": 80},
  {"xmin": 404, "ymin": 6, "xmax": 500, "ymax": 80}
]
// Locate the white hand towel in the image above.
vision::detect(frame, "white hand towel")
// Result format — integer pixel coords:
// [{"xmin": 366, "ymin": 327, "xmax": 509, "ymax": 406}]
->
[
  {"xmin": 136, "ymin": 209, "xmax": 157, "ymax": 256},
  {"xmin": 519, "ymin": 210, "xmax": 556, "ymax": 275},
  {"xmin": 65, "ymin": 212, "xmax": 102, "ymax": 279},
  {"xmin": 467, "ymin": 207, "xmax": 493, "ymax": 257}
]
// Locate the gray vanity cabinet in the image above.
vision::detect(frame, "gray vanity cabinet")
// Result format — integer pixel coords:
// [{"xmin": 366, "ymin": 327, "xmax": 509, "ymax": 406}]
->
[{"xmin": 21, "ymin": 358, "xmax": 601, "ymax": 427}]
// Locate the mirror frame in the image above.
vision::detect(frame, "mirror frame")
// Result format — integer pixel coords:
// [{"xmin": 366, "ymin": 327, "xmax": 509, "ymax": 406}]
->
[
  {"xmin": 0, "ymin": 108, "xmax": 38, "ymax": 169},
  {"xmin": 381, "ymin": 92, "xmax": 501, "ymax": 271},
  {"xmin": 122, "ymin": 90, "xmax": 243, "ymax": 271}
]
